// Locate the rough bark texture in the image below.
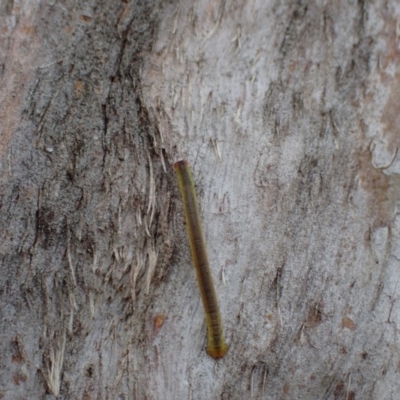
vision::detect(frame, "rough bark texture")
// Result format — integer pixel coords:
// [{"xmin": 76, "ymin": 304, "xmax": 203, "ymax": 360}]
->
[{"xmin": 1, "ymin": 1, "xmax": 399, "ymax": 399}]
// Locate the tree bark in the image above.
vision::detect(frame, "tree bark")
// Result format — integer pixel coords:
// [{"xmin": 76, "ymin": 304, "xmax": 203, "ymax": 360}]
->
[{"xmin": 1, "ymin": 1, "xmax": 399, "ymax": 399}]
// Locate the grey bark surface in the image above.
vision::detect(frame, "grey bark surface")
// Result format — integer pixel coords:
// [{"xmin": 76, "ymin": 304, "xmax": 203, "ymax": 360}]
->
[{"xmin": 0, "ymin": 1, "xmax": 399, "ymax": 399}]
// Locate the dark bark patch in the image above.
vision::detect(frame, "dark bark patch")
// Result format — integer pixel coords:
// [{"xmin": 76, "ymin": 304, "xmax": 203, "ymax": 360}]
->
[
  {"xmin": 12, "ymin": 372, "xmax": 28, "ymax": 385},
  {"xmin": 306, "ymin": 302, "xmax": 324, "ymax": 329},
  {"xmin": 85, "ymin": 364, "xmax": 95, "ymax": 378}
]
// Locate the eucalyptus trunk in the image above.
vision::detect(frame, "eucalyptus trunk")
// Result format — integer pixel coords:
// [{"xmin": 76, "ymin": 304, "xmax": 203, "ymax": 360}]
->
[{"xmin": 1, "ymin": 1, "xmax": 399, "ymax": 399}]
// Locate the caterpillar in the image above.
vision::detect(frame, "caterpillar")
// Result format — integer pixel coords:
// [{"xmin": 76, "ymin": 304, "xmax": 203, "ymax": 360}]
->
[{"xmin": 174, "ymin": 160, "xmax": 228, "ymax": 359}]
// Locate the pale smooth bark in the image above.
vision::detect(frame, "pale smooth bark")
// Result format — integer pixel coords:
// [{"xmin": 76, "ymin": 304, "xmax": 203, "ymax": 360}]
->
[{"xmin": 1, "ymin": 1, "xmax": 399, "ymax": 399}]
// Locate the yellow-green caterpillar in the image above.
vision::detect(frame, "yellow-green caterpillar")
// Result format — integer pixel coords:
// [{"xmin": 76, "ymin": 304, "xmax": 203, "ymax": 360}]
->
[{"xmin": 174, "ymin": 160, "xmax": 228, "ymax": 359}]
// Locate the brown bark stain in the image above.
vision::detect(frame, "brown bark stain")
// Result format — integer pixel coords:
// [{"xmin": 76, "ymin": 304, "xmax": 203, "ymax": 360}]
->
[
  {"xmin": 357, "ymin": 10, "xmax": 400, "ymax": 227},
  {"xmin": 333, "ymin": 380, "xmax": 344, "ymax": 398},
  {"xmin": 11, "ymin": 354, "xmax": 24, "ymax": 363},
  {"xmin": 79, "ymin": 15, "xmax": 92, "ymax": 23},
  {"xmin": 357, "ymin": 149, "xmax": 391, "ymax": 226},
  {"xmin": 153, "ymin": 314, "xmax": 166, "ymax": 333},
  {"xmin": 12, "ymin": 372, "xmax": 28, "ymax": 385},
  {"xmin": 334, "ymin": 380, "xmax": 356, "ymax": 400},
  {"xmin": 341, "ymin": 315, "xmax": 356, "ymax": 331},
  {"xmin": 378, "ymin": 12, "xmax": 400, "ymax": 152},
  {"xmin": 75, "ymin": 80, "xmax": 85, "ymax": 97},
  {"xmin": 305, "ymin": 303, "xmax": 324, "ymax": 329},
  {"xmin": 381, "ymin": 72, "xmax": 400, "ymax": 150}
]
